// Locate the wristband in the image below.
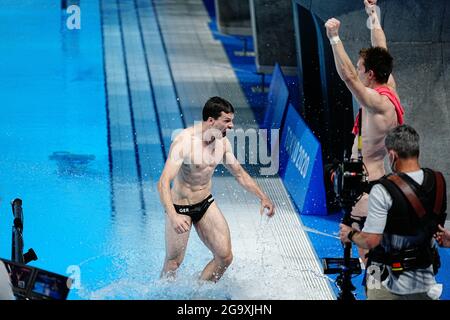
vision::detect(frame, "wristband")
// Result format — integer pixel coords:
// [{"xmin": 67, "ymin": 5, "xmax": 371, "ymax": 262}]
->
[
  {"xmin": 330, "ymin": 36, "xmax": 341, "ymax": 45},
  {"xmin": 348, "ymin": 230, "xmax": 357, "ymax": 242}
]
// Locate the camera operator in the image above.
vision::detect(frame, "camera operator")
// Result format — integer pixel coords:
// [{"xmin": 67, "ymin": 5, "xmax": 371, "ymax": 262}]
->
[
  {"xmin": 0, "ymin": 261, "xmax": 15, "ymax": 300},
  {"xmin": 339, "ymin": 125, "xmax": 447, "ymax": 300},
  {"xmin": 325, "ymin": 0, "xmax": 405, "ymax": 263}
]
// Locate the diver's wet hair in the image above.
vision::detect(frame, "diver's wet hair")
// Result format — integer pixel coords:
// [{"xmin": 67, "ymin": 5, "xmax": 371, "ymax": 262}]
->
[
  {"xmin": 202, "ymin": 96, "xmax": 235, "ymax": 121},
  {"xmin": 359, "ymin": 47, "xmax": 393, "ymax": 84}
]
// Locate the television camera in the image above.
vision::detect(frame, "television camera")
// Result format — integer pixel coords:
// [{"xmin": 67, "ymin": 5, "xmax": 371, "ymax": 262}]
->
[
  {"xmin": 322, "ymin": 109, "xmax": 371, "ymax": 300},
  {"xmin": 1, "ymin": 199, "xmax": 71, "ymax": 300}
]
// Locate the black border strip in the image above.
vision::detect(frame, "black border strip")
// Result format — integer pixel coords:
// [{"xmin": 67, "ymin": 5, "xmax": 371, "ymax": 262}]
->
[
  {"xmin": 134, "ymin": 0, "xmax": 167, "ymax": 160},
  {"xmin": 99, "ymin": 0, "xmax": 116, "ymax": 217},
  {"xmin": 116, "ymin": 0, "xmax": 147, "ymax": 214},
  {"xmin": 150, "ymin": 0, "xmax": 186, "ymax": 129}
]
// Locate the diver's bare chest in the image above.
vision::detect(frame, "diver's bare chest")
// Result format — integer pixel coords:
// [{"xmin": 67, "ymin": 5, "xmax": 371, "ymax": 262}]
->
[{"xmin": 188, "ymin": 141, "xmax": 224, "ymax": 168}]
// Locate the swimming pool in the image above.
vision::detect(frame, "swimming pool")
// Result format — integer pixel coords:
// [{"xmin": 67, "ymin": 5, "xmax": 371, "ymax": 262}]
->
[
  {"xmin": 2, "ymin": 0, "xmax": 447, "ymax": 301},
  {"xmin": 0, "ymin": 0, "xmax": 110, "ymax": 300},
  {"xmin": 0, "ymin": 0, "xmax": 202, "ymax": 300},
  {"xmin": 0, "ymin": 0, "xmax": 291, "ymax": 300}
]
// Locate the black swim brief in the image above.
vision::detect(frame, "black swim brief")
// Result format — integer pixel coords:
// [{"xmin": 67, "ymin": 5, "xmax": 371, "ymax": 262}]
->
[{"xmin": 173, "ymin": 194, "xmax": 215, "ymax": 224}]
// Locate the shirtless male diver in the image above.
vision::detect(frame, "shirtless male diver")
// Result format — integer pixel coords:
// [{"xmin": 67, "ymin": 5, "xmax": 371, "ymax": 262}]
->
[
  {"xmin": 325, "ymin": 0, "xmax": 404, "ymax": 262},
  {"xmin": 157, "ymin": 96, "xmax": 275, "ymax": 282}
]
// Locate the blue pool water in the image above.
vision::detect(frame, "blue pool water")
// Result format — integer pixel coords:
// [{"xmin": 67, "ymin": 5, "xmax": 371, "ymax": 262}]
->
[
  {"xmin": 0, "ymin": 0, "xmax": 112, "ymax": 300},
  {"xmin": 0, "ymin": 0, "xmax": 257, "ymax": 300}
]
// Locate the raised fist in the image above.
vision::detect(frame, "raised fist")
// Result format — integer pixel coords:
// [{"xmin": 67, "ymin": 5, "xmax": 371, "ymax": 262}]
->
[
  {"xmin": 325, "ymin": 18, "xmax": 341, "ymax": 39},
  {"xmin": 364, "ymin": 0, "xmax": 377, "ymax": 15}
]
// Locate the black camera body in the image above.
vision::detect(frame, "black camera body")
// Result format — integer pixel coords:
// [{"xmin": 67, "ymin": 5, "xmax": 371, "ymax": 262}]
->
[
  {"xmin": 331, "ymin": 158, "xmax": 369, "ymax": 209},
  {"xmin": 1, "ymin": 258, "xmax": 71, "ymax": 300},
  {"xmin": 6, "ymin": 199, "xmax": 70, "ymax": 300},
  {"xmin": 322, "ymin": 157, "xmax": 370, "ymax": 299}
]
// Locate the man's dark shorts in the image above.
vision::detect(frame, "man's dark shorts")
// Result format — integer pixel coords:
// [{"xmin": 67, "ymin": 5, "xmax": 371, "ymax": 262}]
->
[{"xmin": 173, "ymin": 194, "xmax": 215, "ymax": 224}]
